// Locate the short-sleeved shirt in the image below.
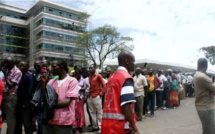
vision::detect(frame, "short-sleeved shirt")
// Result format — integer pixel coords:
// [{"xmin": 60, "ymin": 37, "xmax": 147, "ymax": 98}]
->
[
  {"xmin": 117, "ymin": 67, "xmax": 136, "ymax": 106},
  {"xmin": 48, "ymin": 76, "xmax": 79, "ymax": 126},
  {"xmin": 4, "ymin": 66, "xmax": 22, "ymax": 93},
  {"xmin": 156, "ymin": 75, "xmax": 167, "ymax": 91},
  {"xmin": 89, "ymin": 73, "xmax": 106, "ymax": 98},
  {"xmin": 117, "ymin": 66, "xmax": 136, "ymax": 129},
  {"xmin": 133, "ymin": 74, "xmax": 148, "ymax": 97}
]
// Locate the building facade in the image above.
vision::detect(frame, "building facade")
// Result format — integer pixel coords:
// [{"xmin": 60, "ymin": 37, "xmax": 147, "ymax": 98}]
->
[{"xmin": 0, "ymin": 0, "xmax": 88, "ymax": 67}]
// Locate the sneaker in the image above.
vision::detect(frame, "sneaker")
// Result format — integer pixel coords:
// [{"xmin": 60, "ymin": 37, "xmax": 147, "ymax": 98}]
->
[{"xmin": 161, "ymin": 107, "xmax": 166, "ymax": 110}]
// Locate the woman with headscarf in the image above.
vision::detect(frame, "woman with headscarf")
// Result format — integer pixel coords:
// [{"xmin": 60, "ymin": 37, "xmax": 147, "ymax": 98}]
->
[{"xmin": 170, "ymin": 73, "xmax": 179, "ymax": 108}]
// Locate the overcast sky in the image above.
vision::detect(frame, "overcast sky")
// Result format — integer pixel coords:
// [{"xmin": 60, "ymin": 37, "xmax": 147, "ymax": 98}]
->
[{"xmin": 3, "ymin": 0, "xmax": 215, "ymax": 65}]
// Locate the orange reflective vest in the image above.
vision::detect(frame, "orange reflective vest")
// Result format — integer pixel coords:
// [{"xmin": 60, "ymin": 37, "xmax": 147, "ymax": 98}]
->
[{"xmin": 101, "ymin": 70, "xmax": 136, "ymax": 134}]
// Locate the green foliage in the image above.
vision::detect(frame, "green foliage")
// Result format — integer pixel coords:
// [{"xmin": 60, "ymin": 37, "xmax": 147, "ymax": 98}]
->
[
  {"xmin": 77, "ymin": 24, "xmax": 134, "ymax": 69},
  {"xmin": 202, "ymin": 46, "xmax": 215, "ymax": 65}
]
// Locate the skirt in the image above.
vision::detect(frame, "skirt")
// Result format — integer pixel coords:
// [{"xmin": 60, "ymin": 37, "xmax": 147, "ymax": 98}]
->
[{"xmin": 170, "ymin": 91, "xmax": 178, "ymax": 105}]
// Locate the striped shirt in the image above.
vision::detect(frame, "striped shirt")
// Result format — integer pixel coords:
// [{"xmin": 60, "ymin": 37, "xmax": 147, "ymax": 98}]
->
[{"xmin": 117, "ymin": 66, "xmax": 136, "ymax": 106}]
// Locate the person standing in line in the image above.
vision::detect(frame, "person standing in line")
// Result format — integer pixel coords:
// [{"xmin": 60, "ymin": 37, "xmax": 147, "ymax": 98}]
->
[
  {"xmin": 156, "ymin": 70, "xmax": 167, "ymax": 110},
  {"xmin": 164, "ymin": 69, "xmax": 172, "ymax": 108},
  {"xmin": 42, "ymin": 59, "xmax": 79, "ymax": 134},
  {"xmin": 2, "ymin": 57, "xmax": 22, "ymax": 134},
  {"xmin": 73, "ymin": 67, "xmax": 87, "ymax": 134},
  {"xmin": 147, "ymin": 68, "xmax": 162, "ymax": 116},
  {"xmin": 0, "ymin": 78, "xmax": 4, "ymax": 134},
  {"xmin": 170, "ymin": 73, "xmax": 179, "ymax": 108},
  {"xmin": 87, "ymin": 64, "xmax": 106, "ymax": 134},
  {"xmin": 84, "ymin": 69, "xmax": 93, "ymax": 128},
  {"xmin": 193, "ymin": 58, "xmax": 215, "ymax": 134},
  {"xmin": 102, "ymin": 50, "xmax": 140, "ymax": 134},
  {"xmin": 133, "ymin": 67, "xmax": 148, "ymax": 121},
  {"xmin": 141, "ymin": 69, "xmax": 150, "ymax": 117},
  {"xmin": 16, "ymin": 61, "xmax": 33, "ymax": 134},
  {"xmin": 32, "ymin": 60, "xmax": 43, "ymax": 134}
]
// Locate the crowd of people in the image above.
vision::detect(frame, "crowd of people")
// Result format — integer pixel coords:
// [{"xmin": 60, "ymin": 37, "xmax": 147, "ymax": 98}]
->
[{"xmin": 0, "ymin": 50, "xmax": 213, "ymax": 134}]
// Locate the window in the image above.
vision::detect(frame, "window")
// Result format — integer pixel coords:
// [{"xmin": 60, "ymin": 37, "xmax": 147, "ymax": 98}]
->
[{"xmin": 49, "ymin": 9, "xmax": 53, "ymax": 12}]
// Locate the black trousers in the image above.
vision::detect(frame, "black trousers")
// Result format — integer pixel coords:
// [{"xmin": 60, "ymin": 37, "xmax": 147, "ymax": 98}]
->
[{"xmin": 16, "ymin": 103, "xmax": 33, "ymax": 134}]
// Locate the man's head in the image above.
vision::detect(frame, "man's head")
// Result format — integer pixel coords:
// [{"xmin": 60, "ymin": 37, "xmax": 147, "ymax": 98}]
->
[
  {"xmin": 34, "ymin": 60, "xmax": 41, "ymax": 72},
  {"xmin": 51, "ymin": 59, "xmax": 68, "ymax": 76},
  {"xmin": 135, "ymin": 67, "xmax": 141, "ymax": 76},
  {"xmin": 158, "ymin": 69, "xmax": 163, "ymax": 76},
  {"xmin": 89, "ymin": 64, "xmax": 96, "ymax": 75},
  {"xmin": 141, "ymin": 69, "xmax": 147, "ymax": 75},
  {"xmin": 197, "ymin": 58, "xmax": 208, "ymax": 72},
  {"xmin": 42, "ymin": 59, "xmax": 50, "ymax": 68},
  {"xmin": 106, "ymin": 67, "xmax": 112, "ymax": 78},
  {"xmin": 19, "ymin": 61, "xmax": 29, "ymax": 73},
  {"xmin": 118, "ymin": 50, "xmax": 135, "ymax": 72},
  {"xmin": 149, "ymin": 68, "xmax": 153, "ymax": 76},
  {"xmin": 4, "ymin": 57, "xmax": 16, "ymax": 70}
]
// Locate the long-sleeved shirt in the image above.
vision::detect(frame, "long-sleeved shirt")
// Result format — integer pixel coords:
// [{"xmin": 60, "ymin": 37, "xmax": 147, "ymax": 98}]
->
[
  {"xmin": 193, "ymin": 71, "xmax": 215, "ymax": 111},
  {"xmin": 17, "ymin": 71, "xmax": 33, "ymax": 107}
]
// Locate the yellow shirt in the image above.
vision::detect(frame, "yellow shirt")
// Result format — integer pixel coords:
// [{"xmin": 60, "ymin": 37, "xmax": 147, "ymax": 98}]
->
[{"xmin": 147, "ymin": 75, "xmax": 155, "ymax": 92}]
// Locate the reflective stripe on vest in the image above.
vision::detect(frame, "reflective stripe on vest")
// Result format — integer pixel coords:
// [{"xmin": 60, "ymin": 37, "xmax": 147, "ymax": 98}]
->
[
  {"xmin": 102, "ymin": 113, "xmax": 125, "ymax": 120},
  {"xmin": 103, "ymin": 107, "xmax": 135, "ymax": 120}
]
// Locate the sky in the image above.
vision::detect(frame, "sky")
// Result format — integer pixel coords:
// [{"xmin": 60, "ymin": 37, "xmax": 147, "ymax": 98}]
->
[{"xmin": 2, "ymin": 0, "xmax": 215, "ymax": 65}]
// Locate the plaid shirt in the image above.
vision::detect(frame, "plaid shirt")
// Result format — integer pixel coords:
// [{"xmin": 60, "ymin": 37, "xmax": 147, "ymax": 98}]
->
[{"xmin": 4, "ymin": 66, "xmax": 22, "ymax": 93}]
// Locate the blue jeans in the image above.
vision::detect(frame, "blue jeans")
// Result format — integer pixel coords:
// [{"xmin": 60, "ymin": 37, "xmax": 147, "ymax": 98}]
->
[
  {"xmin": 147, "ymin": 90, "xmax": 155, "ymax": 114},
  {"xmin": 37, "ymin": 113, "xmax": 43, "ymax": 134}
]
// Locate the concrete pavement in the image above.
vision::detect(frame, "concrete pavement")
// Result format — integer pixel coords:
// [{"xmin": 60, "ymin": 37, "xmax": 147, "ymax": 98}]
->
[{"xmin": 2, "ymin": 98, "xmax": 202, "ymax": 134}]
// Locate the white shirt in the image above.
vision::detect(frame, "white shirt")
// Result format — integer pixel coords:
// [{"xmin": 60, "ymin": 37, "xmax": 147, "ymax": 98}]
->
[
  {"xmin": 156, "ymin": 74, "xmax": 167, "ymax": 91},
  {"xmin": 133, "ymin": 74, "xmax": 148, "ymax": 97},
  {"xmin": 0, "ymin": 71, "xmax": 4, "ymax": 80}
]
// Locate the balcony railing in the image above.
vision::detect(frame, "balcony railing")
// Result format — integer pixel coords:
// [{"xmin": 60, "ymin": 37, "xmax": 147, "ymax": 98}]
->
[
  {"xmin": 35, "ymin": 35, "xmax": 77, "ymax": 43},
  {"xmin": 35, "ymin": 48, "xmax": 85, "ymax": 55},
  {"xmin": 34, "ymin": 23, "xmax": 85, "ymax": 33}
]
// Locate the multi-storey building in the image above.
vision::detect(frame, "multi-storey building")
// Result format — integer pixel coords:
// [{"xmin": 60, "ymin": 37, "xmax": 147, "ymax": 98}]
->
[{"xmin": 0, "ymin": 0, "xmax": 88, "ymax": 67}]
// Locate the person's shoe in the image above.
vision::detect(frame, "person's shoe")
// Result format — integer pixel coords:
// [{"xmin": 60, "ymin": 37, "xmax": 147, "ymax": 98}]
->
[
  {"xmin": 87, "ymin": 127, "xmax": 99, "ymax": 132},
  {"xmin": 96, "ymin": 130, "xmax": 101, "ymax": 134},
  {"xmin": 150, "ymin": 113, "xmax": 154, "ymax": 117},
  {"xmin": 137, "ymin": 117, "xmax": 142, "ymax": 121},
  {"xmin": 161, "ymin": 107, "xmax": 166, "ymax": 110}
]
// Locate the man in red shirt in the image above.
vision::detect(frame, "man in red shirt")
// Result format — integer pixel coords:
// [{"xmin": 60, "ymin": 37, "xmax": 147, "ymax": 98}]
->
[{"xmin": 87, "ymin": 64, "xmax": 106, "ymax": 133}]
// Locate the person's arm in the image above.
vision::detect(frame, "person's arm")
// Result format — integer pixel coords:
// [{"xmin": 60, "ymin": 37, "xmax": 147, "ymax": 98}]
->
[
  {"xmin": 122, "ymin": 103, "xmax": 139, "ymax": 134},
  {"xmin": 120, "ymin": 78, "xmax": 140, "ymax": 134},
  {"xmin": 142, "ymin": 77, "xmax": 148, "ymax": 94},
  {"xmin": 98, "ymin": 74, "xmax": 106, "ymax": 96},
  {"xmin": 203, "ymin": 76, "xmax": 215, "ymax": 92},
  {"xmin": 80, "ymin": 82, "xmax": 87, "ymax": 90},
  {"xmin": 57, "ymin": 98, "xmax": 72, "ymax": 108}
]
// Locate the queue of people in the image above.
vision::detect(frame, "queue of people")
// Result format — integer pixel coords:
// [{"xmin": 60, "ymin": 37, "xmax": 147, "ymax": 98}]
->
[{"xmin": 0, "ymin": 50, "xmax": 214, "ymax": 134}]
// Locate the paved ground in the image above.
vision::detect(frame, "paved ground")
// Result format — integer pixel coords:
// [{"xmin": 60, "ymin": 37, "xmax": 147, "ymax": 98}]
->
[{"xmin": 2, "ymin": 98, "xmax": 202, "ymax": 134}]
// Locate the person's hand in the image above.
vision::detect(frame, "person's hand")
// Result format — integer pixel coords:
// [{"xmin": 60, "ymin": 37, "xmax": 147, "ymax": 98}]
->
[
  {"xmin": 133, "ymin": 129, "xmax": 140, "ymax": 134},
  {"xmin": 1, "ymin": 67, "xmax": 7, "ymax": 74},
  {"xmin": 41, "ymin": 72, "xmax": 48, "ymax": 83}
]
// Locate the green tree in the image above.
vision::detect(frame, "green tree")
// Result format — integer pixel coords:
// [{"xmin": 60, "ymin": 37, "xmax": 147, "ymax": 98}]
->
[
  {"xmin": 202, "ymin": 46, "xmax": 215, "ymax": 65},
  {"xmin": 77, "ymin": 24, "xmax": 134, "ymax": 69}
]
